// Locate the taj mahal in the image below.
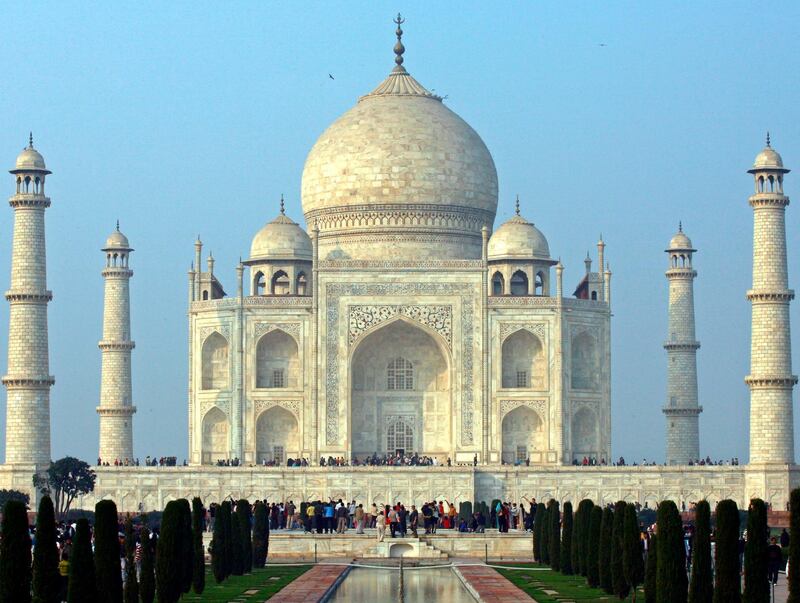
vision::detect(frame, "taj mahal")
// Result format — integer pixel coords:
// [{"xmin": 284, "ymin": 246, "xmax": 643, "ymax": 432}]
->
[{"xmin": 0, "ymin": 20, "xmax": 798, "ymax": 512}]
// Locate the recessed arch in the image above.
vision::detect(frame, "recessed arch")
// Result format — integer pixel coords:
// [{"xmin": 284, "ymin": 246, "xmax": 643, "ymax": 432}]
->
[
  {"xmin": 572, "ymin": 406, "xmax": 598, "ymax": 458},
  {"xmin": 201, "ymin": 332, "xmax": 229, "ymax": 390},
  {"xmin": 501, "ymin": 329, "xmax": 545, "ymax": 389},
  {"xmin": 202, "ymin": 407, "xmax": 229, "ymax": 464},
  {"xmin": 502, "ymin": 405, "xmax": 544, "ymax": 464},
  {"xmin": 255, "ymin": 329, "xmax": 299, "ymax": 388},
  {"xmin": 571, "ymin": 331, "xmax": 598, "ymax": 390},
  {"xmin": 253, "ymin": 271, "xmax": 266, "ymax": 295},
  {"xmin": 296, "ymin": 271, "xmax": 308, "ymax": 295},
  {"xmin": 255, "ymin": 406, "xmax": 299, "ymax": 464}
]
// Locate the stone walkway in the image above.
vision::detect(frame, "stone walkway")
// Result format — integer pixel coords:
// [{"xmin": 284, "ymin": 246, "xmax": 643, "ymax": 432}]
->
[
  {"xmin": 268, "ymin": 564, "xmax": 348, "ymax": 603},
  {"xmin": 456, "ymin": 565, "xmax": 535, "ymax": 602}
]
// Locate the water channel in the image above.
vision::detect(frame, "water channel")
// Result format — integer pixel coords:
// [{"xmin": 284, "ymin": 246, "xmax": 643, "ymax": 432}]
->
[{"xmin": 324, "ymin": 565, "xmax": 476, "ymax": 602}]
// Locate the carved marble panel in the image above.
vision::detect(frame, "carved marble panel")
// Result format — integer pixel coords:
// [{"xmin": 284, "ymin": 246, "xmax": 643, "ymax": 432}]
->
[
  {"xmin": 254, "ymin": 322, "xmax": 302, "ymax": 343},
  {"xmin": 348, "ymin": 305, "xmax": 452, "ymax": 347}
]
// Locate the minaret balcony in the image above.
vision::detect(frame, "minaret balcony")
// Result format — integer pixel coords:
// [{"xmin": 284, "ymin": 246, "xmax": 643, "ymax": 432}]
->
[
  {"xmin": 98, "ymin": 341, "xmax": 135, "ymax": 351},
  {"xmin": 749, "ymin": 193, "xmax": 789, "ymax": 208},
  {"xmin": 663, "ymin": 341, "xmax": 700, "ymax": 351},
  {"xmin": 662, "ymin": 406, "xmax": 702, "ymax": 415},
  {"xmin": 745, "ymin": 374, "xmax": 798, "ymax": 388},
  {"xmin": 665, "ymin": 268, "xmax": 697, "ymax": 279},
  {"xmin": 8, "ymin": 195, "xmax": 50, "ymax": 209},
  {"xmin": 96, "ymin": 406, "xmax": 137, "ymax": 416},
  {"xmin": 746, "ymin": 289, "xmax": 794, "ymax": 302},
  {"xmin": 4, "ymin": 290, "xmax": 52, "ymax": 302},
  {"xmin": 2, "ymin": 375, "xmax": 55, "ymax": 387}
]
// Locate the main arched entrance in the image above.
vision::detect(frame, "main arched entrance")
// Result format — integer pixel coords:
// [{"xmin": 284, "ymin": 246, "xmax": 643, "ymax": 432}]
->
[{"xmin": 350, "ymin": 319, "xmax": 450, "ymax": 459}]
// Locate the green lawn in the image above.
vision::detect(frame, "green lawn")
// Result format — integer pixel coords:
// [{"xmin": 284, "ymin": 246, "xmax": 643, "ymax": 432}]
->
[
  {"xmin": 181, "ymin": 565, "xmax": 312, "ymax": 601},
  {"xmin": 495, "ymin": 564, "xmax": 644, "ymax": 603}
]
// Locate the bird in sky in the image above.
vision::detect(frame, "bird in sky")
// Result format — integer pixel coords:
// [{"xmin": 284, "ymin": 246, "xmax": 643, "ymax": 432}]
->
[
  {"xmin": 329, "ymin": 73, "xmax": 335, "ymax": 80},
  {"xmin": 598, "ymin": 43, "xmax": 607, "ymax": 47}
]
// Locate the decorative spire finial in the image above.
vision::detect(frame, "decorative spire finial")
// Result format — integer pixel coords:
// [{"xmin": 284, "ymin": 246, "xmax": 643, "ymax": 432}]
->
[
  {"xmin": 766, "ymin": 131, "xmax": 771, "ymax": 148},
  {"xmin": 28, "ymin": 132, "xmax": 33, "ymax": 149},
  {"xmin": 678, "ymin": 220, "xmax": 682, "ymax": 233},
  {"xmin": 393, "ymin": 13, "xmax": 406, "ymax": 68},
  {"xmin": 116, "ymin": 219, "xmax": 120, "ymax": 232},
  {"xmin": 515, "ymin": 195, "xmax": 520, "ymax": 216},
  {"xmin": 280, "ymin": 194, "xmax": 285, "ymax": 215}
]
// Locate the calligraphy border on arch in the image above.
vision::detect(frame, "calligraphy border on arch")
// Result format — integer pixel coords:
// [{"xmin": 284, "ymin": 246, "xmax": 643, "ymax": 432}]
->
[
  {"xmin": 254, "ymin": 322, "xmax": 302, "ymax": 344},
  {"xmin": 348, "ymin": 305, "xmax": 452, "ymax": 348},
  {"xmin": 499, "ymin": 399, "xmax": 547, "ymax": 419},
  {"xmin": 326, "ymin": 282, "xmax": 475, "ymax": 447},
  {"xmin": 253, "ymin": 399, "xmax": 301, "ymax": 420}
]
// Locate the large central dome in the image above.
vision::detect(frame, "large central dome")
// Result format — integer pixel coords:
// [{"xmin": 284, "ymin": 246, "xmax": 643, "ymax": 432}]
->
[{"xmin": 301, "ymin": 31, "xmax": 498, "ymax": 260}]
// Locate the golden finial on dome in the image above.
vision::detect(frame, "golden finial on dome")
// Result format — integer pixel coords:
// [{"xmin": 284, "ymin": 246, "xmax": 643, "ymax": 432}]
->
[
  {"xmin": 515, "ymin": 194, "xmax": 520, "ymax": 216},
  {"xmin": 766, "ymin": 131, "xmax": 771, "ymax": 148},
  {"xmin": 28, "ymin": 132, "xmax": 34, "ymax": 149},
  {"xmin": 393, "ymin": 13, "xmax": 406, "ymax": 69},
  {"xmin": 280, "ymin": 194, "xmax": 285, "ymax": 215}
]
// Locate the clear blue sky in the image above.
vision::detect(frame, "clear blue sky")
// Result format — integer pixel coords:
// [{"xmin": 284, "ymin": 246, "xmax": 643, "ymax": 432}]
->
[{"xmin": 0, "ymin": 2, "xmax": 798, "ymax": 464}]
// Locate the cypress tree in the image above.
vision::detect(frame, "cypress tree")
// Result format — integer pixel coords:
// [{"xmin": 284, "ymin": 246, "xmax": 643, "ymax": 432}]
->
[
  {"xmin": 191, "ymin": 498, "xmax": 206, "ymax": 594},
  {"xmin": 32, "ymin": 495, "xmax": 60, "ymax": 603},
  {"xmin": 237, "ymin": 499, "xmax": 253, "ymax": 572},
  {"xmin": 211, "ymin": 500, "xmax": 227, "ymax": 583},
  {"xmin": 549, "ymin": 499, "xmax": 561, "ymax": 571},
  {"xmin": 656, "ymin": 500, "xmax": 687, "ymax": 603},
  {"xmin": 688, "ymin": 500, "xmax": 712, "ymax": 603},
  {"xmin": 644, "ymin": 534, "xmax": 658, "ymax": 603},
  {"xmin": 222, "ymin": 501, "xmax": 233, "ymax": 578},
  {"xmin": 599, "ymin": 506, "xmax": 614, "ymax": 594},
  {"xmin": 789, "ymin": 489, "xmax": 800, "ymax": 603},
  {"xmin": 94, "ymin": 499, "xmax": 122, "ymax": 603},
  {"xmin": 540, "ymin": 505, "xmax": 551, "ymax": 564},
  {"xmin": 586, "ymin": 506, "xmax": 603, "ymax": 588},
  {"xmin": 560, "ymin": 502, "xmax": 574, "ymax": 575},
  {"xmin": 612, "ymin": 500, "xmax": 630, "ymax": 599},
  {"xmin": 623, "ymin": 503, "xmax": 645, "ymax": 602},
  {"xmin": 743, "ymin": 498, "xmax": 769, "ymax": 603},
  {"xmin": 572, "ymin": 502, "xmax": 583, "ymax": 574},
  {"xmin": 123, "ymin": 516, "xmax": 139, "ymax": 603},
  {"xmin": 230, "ymin": 512, "xmax": 244, "ymax": 576},
  {"xmin": 533, "ymin": 502, "xmax": 546, "ymax": 563},
  {"xmin": 0, "ymin": 499, "xmax": 32, "ymax": 603},
  {"xmin": 713, "ymin": 499, "xmax": 741, "ymax": 603},
  {"xmin": 581, "ymin": 500, "xmax": 596, "ymax": 577},
  {"xmin": 139, "ymin": 525, "xmax": 155, "ymax": 603},
  {"xmin": 67, "ymin": 518, "xmax": 96, "ymax": 603},
  {"xmin": 252, "ymin": 501, "xmax": 269, "ymax": 569},
  {"xmin": 178, "ymin": 499, "xmax": 194, "ymax": 594},
  {"xmin": 156, "ymin": 500, "xmax": 183, "ymax": 603}
]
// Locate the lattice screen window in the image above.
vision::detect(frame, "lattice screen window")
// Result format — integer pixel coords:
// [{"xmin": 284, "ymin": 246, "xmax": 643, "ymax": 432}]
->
[
  {"xmin": 387, "ymin": 420, "xmax": 414, "ymax": 453},
  {"xmin": 271, "ymin": 369, "xmax": 285, "ymax": 388},
  {"xmin": 516, "ymin": 370, "xmax": 529, "ymax": 388},
  {"xmin": 273, "ymin": 445, "xmax": 285, "ymax": 464},
  {"xmin": 516, "ymin": 445, "xmax": 527, "ymax": 463},
  {"xmin": 387, "ymin": 357, "xmax": 414, "ymax": 390}
]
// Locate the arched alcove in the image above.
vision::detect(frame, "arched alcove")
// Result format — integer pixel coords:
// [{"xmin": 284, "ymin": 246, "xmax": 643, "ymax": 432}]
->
[
  {"xmin": 501, "ymin": 330, "xmax": 545, "ymax": 389},
  {"xmin": 510, "ymin": 270, "xmax": 529, "ymax": 295},
  {"xmin": 201, "ymin": 332, "xmax": 229, "ymax": 390},
  {"xmin": 202, "ymin": 407, "xmax": 229, "ymax": 464},
  {"xmin": 501, "ymin": 406, "xmax": 544, "ymax": 464},
  {"xmin": 572, "ymin": 407, "xmax": 598, "ymax": 458},
  {"xmin": 255, "ymin": 406, "xmax": 299, "ymax": 464},
  {"xmin": 255, "ymin": 330, "xmax": 299, "ymax": 388},
  {"xmin": 571, "ymin": 332, "xmax": 598, "ymax": 390}
]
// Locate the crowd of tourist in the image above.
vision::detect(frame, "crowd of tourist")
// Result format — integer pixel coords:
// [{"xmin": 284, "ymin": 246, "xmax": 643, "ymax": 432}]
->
[{"xmin": 97, "ymin": 456, "xmax": 183, "ymax": 467}]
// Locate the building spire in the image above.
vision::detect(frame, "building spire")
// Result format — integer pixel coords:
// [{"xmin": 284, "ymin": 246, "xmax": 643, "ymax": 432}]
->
[
  {"xmin": 393, "ymin": 13, "xmax": 406, "ymax": 69},
  {"xmin": 515, "ymin": 194, "xmax": 520, "ymax": 216},
  {"xmin": 678, "ymin": 220, "xmax": 682, "ymax": 233},
  {"xmin": 280, "ymin": 194, "xmax": 285, "ymax": 215},
  {"xmin": 28, "ymin": 132, "xmax": 33, "ymax": 149},
  {"xmin": 766, "ymin": 131, "xmax": 771, "ymax": 148},
  {"xmin": 116, "ymin": 219, "xmax": 120, "ymax": 232}
]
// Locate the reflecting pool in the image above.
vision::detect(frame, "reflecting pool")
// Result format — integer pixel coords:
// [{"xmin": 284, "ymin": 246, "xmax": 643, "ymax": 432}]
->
[{"xmin": 325, "ymin": 566, "xmax": 475, "ymax": 602}]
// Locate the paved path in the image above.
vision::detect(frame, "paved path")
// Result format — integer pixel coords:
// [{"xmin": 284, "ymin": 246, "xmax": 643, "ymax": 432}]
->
[
  {"xmin": 456, "ymin": 564, "xmax": 535, "ymax": 602},
  {"xmin": 268, "ymin": 564, "xmax": 348, "ymax": 603}
]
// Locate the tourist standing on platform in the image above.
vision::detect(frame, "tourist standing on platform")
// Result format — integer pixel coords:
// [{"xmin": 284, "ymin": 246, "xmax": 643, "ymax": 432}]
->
[
  {"xmin": 324, "ymin": 500, "xmax": 334, "ymax": 533},
  {"xmin": 410, "ymin": 505, "xmax": 419, "ymax": 537},
  {"xmin": 348, "ymin": 500, "xmax": 356, "ymax": 528},
  {"xmin": 370, "ymin": 503, "xmax": 378, "ymax": 528},
  {"xmin": 335, "ymin": 502, "xmax": 348, "ymax": 534},
  {"xmin": 388, "ymin": 505, "xmax": 398, "ymax": 537},
  {"xmin": 376, "ymin": 511, "xmax": 386, "ymax": 542},
  {"xmin": 355, "ymin": 504, "xmax": 365, "ymax": 534}
]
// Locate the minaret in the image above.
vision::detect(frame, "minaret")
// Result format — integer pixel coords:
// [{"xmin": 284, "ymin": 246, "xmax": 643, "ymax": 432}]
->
[
  {"xmin": 746, "ymin": 135, "xmax": 797, "ymax": 464},
  {"xmin": 97, "ymin": 223, "xmax": 136, "ymax": 463},
  {"xmin": 3, "ymin": 135, "xmax": 54, "ymax": 465},
  {"xmin": 663, "ymin": 223, "xmax": 701, "ymax": 464}
]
